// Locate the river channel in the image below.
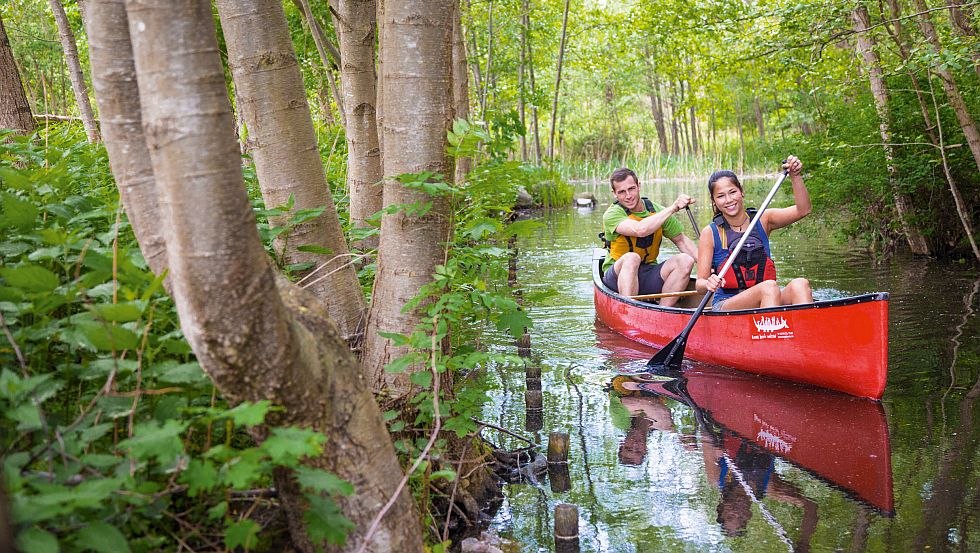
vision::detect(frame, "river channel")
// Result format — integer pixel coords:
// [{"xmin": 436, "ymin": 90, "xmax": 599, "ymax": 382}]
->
[{"xmin": 478, "ymin": 177, "xmax": 979, "ymax": 552}]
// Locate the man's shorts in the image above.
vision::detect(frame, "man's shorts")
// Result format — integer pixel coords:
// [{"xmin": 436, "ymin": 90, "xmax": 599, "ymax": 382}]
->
[{"xmin": 602, "ymin": 261, "xmax": 667, "ymax": 295}]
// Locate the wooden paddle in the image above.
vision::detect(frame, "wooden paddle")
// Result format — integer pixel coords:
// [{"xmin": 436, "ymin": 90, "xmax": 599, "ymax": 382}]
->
[{"xmin": 647, "ymin": 168, "xmax": 790, "ymax": 372}]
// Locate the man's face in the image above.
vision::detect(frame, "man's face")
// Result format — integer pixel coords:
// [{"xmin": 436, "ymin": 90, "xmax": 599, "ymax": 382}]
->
[{"xmin": 612, "ymin": 175, "xmax": 641, "ymax": 212}]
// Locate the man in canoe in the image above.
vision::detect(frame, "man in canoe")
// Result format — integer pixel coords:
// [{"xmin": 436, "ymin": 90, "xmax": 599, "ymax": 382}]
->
[
  {"xmin": 601, "ymin": 168, "xmax": 699, "ymax": 307},
  {"xmin": 697, "ymin": 156, "xmax": 813, "ymax": 310}
]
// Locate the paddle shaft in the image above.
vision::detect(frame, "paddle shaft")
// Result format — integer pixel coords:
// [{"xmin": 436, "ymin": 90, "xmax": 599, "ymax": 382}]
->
[
  {"xmin": 653, "ymin": 170, "xmax": 790, "ymax": 366},
  {"xmin": 685, "ymin": 206, "xmax": 700, "ymax": 239}
]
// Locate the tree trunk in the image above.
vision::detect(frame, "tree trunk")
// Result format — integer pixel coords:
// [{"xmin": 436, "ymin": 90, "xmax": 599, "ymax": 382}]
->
[
  {"xmin": 293, "ymin": 0, "xmax": 347, "ymax": 128},
  {"xmin": 548, "ymin": 0, "xmax": 570, "ymax": 159},
  {"xmin": 48, "ymin": 0, "xmax": 101, "ymax": 142},
  {"xmin": 688, "ymin": 91, "xmax": 699, "ymax": 156},
  {"xmin": 452, "ymin": 2, "xmax": 472, "ymax": 183},
  {"xmin": 216, "ymin": 0, "xmax": 366, "ymax": 344},
  {"xmin": 912, "ymin": 0, "xmax": 980, "ymax": 175},
  {"xmin": 479, "ymin": 0, "xmax": 494, "ymax": 122},
  {"xmin": 753, "ymin": 95, "xmax": 765, "ymax": 140},
  {"xmin": 84, "ymin": 0, "xmax": 167, "ymax": 279},
  {"xmin": 117, "ymin": 1, "xmax": 422, "ymax": 550},
  {"xmin": 944, "ymin": 0, "xmax": 980, "ymax": 76},
  {"xmin": 328, "ymin": 0, "xmax": 383, "ymax": 251},
  {"xmin": 524, "ymin": 4, "xmax": 542, "ymax": 164},
  {"xmin": 0, "ymin": 14, "xmax": 35, "ymax": 134},
  {"xmin": 363, "ymin": 0, "xmax": 455, "ymax": 395},
  {"xmin": 851, "ymin": 6, "xmax": 930, "ymax": 255},
  {"xmin": 643, "ymin": 55, "xmax": 668, "ymax": 155},
  {"xmin": 882, "ymin": 0, "xmax": 977, "ymax": 261},
  {"xmin": 668, "ymin": 83, "xmax": 680, "ymax": 156},
  {"xmin": 517, "ymin": 1, "xmax": 527, "ymax": 161}
]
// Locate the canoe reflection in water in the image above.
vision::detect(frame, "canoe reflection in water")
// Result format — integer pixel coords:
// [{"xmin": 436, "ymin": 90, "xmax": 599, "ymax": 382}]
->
[{"xmin": 609, "ymin": 357, "xmax": 895, "ymax": 542}]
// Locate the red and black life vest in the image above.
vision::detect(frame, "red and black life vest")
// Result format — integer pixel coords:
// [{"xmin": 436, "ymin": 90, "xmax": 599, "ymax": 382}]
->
[{"xmin": 710, "ymin": 209, "xmax": 776, "ymax": 293}]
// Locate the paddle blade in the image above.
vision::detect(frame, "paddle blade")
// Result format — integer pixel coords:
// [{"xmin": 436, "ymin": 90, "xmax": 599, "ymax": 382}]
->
[{"xmin": 647, "ymin": 335, "xmax": 687, "ymax": 372}]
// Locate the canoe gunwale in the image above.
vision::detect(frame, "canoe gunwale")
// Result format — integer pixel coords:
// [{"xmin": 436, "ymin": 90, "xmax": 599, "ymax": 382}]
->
[{"xmin": 591, "ymin": 252, "xmax": 890, "ymax": 316}]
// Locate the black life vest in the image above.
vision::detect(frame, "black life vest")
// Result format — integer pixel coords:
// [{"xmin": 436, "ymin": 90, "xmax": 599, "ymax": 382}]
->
[{"xmin": 710, "ymin": 209, "xmax": 777, "ymax": 293}]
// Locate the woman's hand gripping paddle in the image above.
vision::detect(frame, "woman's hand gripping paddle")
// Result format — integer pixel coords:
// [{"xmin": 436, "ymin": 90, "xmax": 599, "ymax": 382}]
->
[{"xmin": 646, "ymin": 167, "xmax": 790, "ymax": 373}]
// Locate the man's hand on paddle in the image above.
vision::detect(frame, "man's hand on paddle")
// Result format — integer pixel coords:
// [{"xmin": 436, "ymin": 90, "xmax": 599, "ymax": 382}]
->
[{"xmin": 671, "ymin": 194, "xmax": 696, "ymax": 213}]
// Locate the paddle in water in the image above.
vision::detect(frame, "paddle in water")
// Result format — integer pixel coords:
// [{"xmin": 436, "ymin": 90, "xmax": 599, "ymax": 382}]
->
[{"xmin": 647, "ymin": 167, "xmax": 790, "ymax": 372}]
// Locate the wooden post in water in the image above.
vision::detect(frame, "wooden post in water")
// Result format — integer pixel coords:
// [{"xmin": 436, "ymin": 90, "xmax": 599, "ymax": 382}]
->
[
  {"xmin": 517, "ymin": 328, "xmax": 531, "ymax": 357},
  {"xmin": 525, "ymin": 363, "xmax": 541, "ymax": 391},
  {"xmin": 554, "ymin": 503, "xmax": 580, "ymax": 553},
  {"xmin": 524, "ymin": 389, "xmax": 543, "ymax": 431},
  {"xmin": 548, "ymin": 431, "xmax": 571, "ymax": 492}
]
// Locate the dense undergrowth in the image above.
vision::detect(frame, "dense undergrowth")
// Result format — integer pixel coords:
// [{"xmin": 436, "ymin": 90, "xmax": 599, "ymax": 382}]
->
[{"xmin": 0, "ymin": 121, "xmax": 569, "ymax": 552}]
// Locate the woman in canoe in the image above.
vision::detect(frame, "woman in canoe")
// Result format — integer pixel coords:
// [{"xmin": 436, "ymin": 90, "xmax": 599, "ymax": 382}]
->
[{"xmin": 697, "ymin": 156, "xmax": 813, "ymax": 310}]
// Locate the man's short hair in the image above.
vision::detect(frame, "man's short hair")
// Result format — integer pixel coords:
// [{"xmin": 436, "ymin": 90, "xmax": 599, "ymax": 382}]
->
[{"xmin": 610, "ymin": 168, "xmax": 639, "ymax": 190}]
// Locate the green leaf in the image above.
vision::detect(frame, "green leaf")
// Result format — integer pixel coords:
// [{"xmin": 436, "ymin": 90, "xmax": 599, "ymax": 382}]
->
[
  {"xmin": 8, "ymin": 403, "xmax": 43, "ymax": 431},
  {"xmin": 304, "ymin": 494, "xmax": 354, "ymax": 546},
  {"xmin": 463, "ymin": 218, "xmax": 501, "ymax": 240},
  {"xmin": 89, "ymin": 302, "xmax": 143, "ymax": 323},
  {"xmin": 430, "ymin": 469, "xmax": 456, "ymax": 481},
  {"xmin": 224, "ymin": 400, "xmax": 272, "ymax": 427},
  {"xmin": 225, "ymin": 520, "xmax": 260, "ymax": 552},
  {"xmin": 294, "ymin": 466, "xmax": 354, "ymax": 496},
  {"xmin": 295, "ymin": 244, "xmax": 333, "ymax": 255},
  {"xmin": 146, "ymin": 361, "xmax": 207, "ymax": 385},
  {"xmin": 377, "ymin": 331, "xmax": 411, "ymax": 346},
  {"xmin": 73, "ymin": 522, "xmax": 131, "ymax": 553},
  {"xmin": 496, "ymin": 309, "xmax": 533, "ymax": 339},
  {"xmin": 2, "ymin": 192, "xmax": 38, "ymax": 231},
  {"xmin": 117, "ymin": 420, "xmax": 187, "ymax": 465},
  {"xmin": 76, "ymin": 321, "xmax": 140, "ymax": 351},
  {"xmin": 15, "ymin": 527, "xmax": 59, "ymax": 553},
  {"xmin": 0, "ymin": 166, "xmax": 32, "ymax": 190},
  {"xmin": 261, "ymin": 427, "xmax": 324, "ymax": 464},
  {"xmin": 208, "ymin": 501, "xmax": 228, "ymax": 520},
  {"xmin": 220, "ymin": 450, "xmax": 265, "ymax": 489},
  {"xmin": 180, "ymin": 459, "xmax": 218, "ymax": 497},
  {"xmin": 409, "ymin": 371, "xmax": 433, "ymax": 388},
  {"xmin": 0, "ymin": 264, "xmax": 60, "ymax": 293},
  {"xmin": 383, "ymin": 355, "xmax": 414, "ymax": 374}
]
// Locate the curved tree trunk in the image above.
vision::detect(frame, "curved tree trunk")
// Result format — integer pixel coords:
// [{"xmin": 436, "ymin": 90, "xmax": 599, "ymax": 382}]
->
[
  {"xmin": 115, "ymin": 1, "xmax": 422, "ymax": 550},
  {"xmin": 48, "ymin": 0, "xmax": 100, "ymax": 142},
  {"xmin": 215, "ymin": 0, "xmax": 366, "ymax": 344},
  {"xmin": 329, "ymin": 0, "xmax": 383, "ymax": 251},
  {"xmin": 0, "ymin": 14, "xmax": 35, "ymax": 134},
  {"xmin": 362, "ymin": 0, "xmax": 455, "ymax": 395},
  {"xmin": 851, "ymin": 6, "xmax": 930, "ymax": 255}
]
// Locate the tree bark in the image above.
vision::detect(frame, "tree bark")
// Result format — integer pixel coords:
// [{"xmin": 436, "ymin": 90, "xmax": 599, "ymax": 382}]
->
[
  {"xmin": 117, "ymin": 1, "xmax": 422, "ymax": 550},
  {"xmin": 883, "ymin": 0, "xmax": 978, "ymax": 261},
  {"xmin": 84, "ymin": 0, "xmax": 167, "ymax": 279},
  {"xmin": 548, "ymin": 0, "xmax": 570, "ymax": 159},
  {"xmin": 48, "ymin": 0, "xmax": 100, "ymax": 142},
  {"xmin": 216, "ymin": 0, "xmax": 366, "ymax": 344},
  {"xmin": 851, "ymin": 6, "xmax": 930, "ymax": 255},
  {"xmin": 363, "ymin": 0, "xmax": 455, "ymax": 395},
  {"xmin": 0, "ymin": 14, "xmax": 35, "ymax": 134},
  {"xmin": 911, "ymin": 0, "xmax": 980, "ymax": 175},
  {"xmin": 293, "ymin": 0, "xmax": 347, "ymax": 128},
  {"xmin": 753, "ymin": 95, "xmax": 765, "ymax": 140},
  {"xmin": 643, "ymin": 54, "xmax": 668, "ymax": 155},
  {"xmin": 452, "ymin": 2, "xmax": 472, "ymax": 183},
  {"xmin": 329, "ymin": 0, "xmax": 383, "ymax": 251},
  {"xmin": 523, "ymin": 3, "xmax": 542, "ymax": 164},
  {"xmin": 944, "ymin": 0, "xmax": 980, "ymax": 76}
]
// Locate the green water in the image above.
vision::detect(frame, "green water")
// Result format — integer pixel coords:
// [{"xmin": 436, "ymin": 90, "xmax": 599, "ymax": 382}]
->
[{"xmin": 482, "ymin": 178, "xmax": 979, "ymax": 552}]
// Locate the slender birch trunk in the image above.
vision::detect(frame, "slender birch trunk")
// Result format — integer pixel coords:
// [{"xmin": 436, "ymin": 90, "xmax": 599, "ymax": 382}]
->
[
  {"xmin": 852, "ymin": 5, "xmax": 930, "ymax": 255},
  {"xmin": 548, "ymin": 0, "xmax": 570, "ymax": 159},
  {"xmin": 524, "ymin": 4, "xmax": 542, "ymax": 164},
  {"xmin": 911, "ymin": 0, "xmax": 980, "ymax": 174},
  {"xmin": 329, "ymin": 0, "xmax": 383, "ymax": 251},
  {"xmin": 215, "ymin": 0, "xmax": 366, "ymax": 343},
  {"xmin": 944, "ymin": 0, "xmax": 980, "ymax": 76},
  {"xmin": 0, "ymin": 14, "xmax": 35, "ymax": 134},
  {"xmin": 643, "ymin": 54, "xmax": 668, "ymax": 155},
  {"xmin": 362, "ymin": 0, "xmax": 455, "ymax": 395},
  {"xmin": 49, "ymin": 0, "xmax": 100, "ymax": 142},
  {"xmin": 293, "ymin": 0, "xmax": 347, "ymax": 128},
  {"xmin": 116, "ymin": 1, "xmax": 422, "ymax": 550},
  {"xmin": 753, "ymin": 95, "xmax": 765, "ymax": 140}
]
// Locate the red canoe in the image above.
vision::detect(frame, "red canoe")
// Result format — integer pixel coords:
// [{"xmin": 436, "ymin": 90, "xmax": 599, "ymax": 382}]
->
[
  {"xmin": 593, "ymin": 250, "xmax": 889, "ymax": 399},
  {"xmin": 616, "ymin": 366, "xmax": 894, "ymax": 515}
]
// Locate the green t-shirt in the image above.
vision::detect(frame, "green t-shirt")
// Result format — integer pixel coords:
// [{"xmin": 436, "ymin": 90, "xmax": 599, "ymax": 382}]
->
[{"xmin": 601, "ymin": 200, "xmax": 683, "ymax": 271}]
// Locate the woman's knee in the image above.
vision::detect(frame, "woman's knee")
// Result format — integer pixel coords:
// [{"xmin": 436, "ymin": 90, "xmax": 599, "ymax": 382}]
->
[{"xmin": 758, "ymin": 280, "xmax": 781, "ymax": 298}]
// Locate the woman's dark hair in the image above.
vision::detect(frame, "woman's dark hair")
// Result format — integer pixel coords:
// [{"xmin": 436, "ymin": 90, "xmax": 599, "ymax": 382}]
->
[{"xmin": 707, "ymin": 170, "xmax": 742, "ymax": 215}]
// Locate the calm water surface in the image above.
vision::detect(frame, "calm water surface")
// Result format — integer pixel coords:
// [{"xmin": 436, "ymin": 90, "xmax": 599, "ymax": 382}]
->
[{"xmin": 481, "ymin": 178, "xmax": 979, "ymax": 552}]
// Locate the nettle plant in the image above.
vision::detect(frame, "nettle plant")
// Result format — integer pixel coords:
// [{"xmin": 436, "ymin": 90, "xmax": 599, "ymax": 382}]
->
[{"xmin": 0, "ymin": 128, "xmax": 352, "ymax": 553}]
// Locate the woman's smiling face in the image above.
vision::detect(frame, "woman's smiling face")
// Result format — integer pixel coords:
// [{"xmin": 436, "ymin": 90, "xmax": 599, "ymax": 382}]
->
[{"xmin": 711, "ymin": 177, "xmax": 744, "ymax": 217}]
